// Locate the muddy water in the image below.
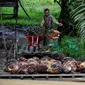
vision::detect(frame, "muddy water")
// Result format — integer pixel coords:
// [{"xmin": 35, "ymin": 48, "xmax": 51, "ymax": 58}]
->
[{"xmin": 0, "ymin": 79, "xmax": 85, "ymax": 85}]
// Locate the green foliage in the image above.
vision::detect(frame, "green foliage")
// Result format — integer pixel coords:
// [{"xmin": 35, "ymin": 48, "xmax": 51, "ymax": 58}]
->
[
  {"xmin": 23, "ymin": 0, "xmax": 55, "ymax": 5},
  {"xmin": 68, "ymin": 0, "xmax": 85, "ymax": 57},
  {"xmin": 54, "ymin": 0, "xmax": 75, "ymax": 35},
  {"xmin": 55, "ymin": 0, "xmax": 85, "ymax": 58},
  {"xmin": 51, "ymin": 36, "xmax": 81, "ymax": 59}
]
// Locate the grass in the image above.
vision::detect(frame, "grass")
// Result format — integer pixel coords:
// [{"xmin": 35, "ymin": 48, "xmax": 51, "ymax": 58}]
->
[{"xmin": 0, "ymin": 0, "xmax": 61, "ymax": 26}]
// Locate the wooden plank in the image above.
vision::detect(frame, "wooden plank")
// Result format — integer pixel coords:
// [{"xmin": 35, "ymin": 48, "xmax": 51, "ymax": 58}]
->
[
  {"xmin": 0, "ymin": 73, "xmax": 85, "ymax": 77},
  {"xmin": 0, "ymin": 73, "xmax": 85, "ymax": 81},
  {"xmin": 0, "ymin": 2, "xmax": 16, "ymax": 7}
]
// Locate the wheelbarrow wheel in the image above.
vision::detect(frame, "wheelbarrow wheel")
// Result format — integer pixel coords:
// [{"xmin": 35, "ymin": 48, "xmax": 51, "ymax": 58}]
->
[{"xmin": 33, "ymin": 46, "xmax": 36, "ymax": 52}]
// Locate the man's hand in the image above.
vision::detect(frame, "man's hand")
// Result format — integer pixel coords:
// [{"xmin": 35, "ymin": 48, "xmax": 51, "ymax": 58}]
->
[{"xmin": 58, "ymin": 23, "xmax": 63, "ymax": 27}]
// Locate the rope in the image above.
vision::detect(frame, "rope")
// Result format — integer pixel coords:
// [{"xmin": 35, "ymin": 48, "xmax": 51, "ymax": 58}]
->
[{"xmin": 19, "ymin": 0, "xmax": 30, "ymax": 19}]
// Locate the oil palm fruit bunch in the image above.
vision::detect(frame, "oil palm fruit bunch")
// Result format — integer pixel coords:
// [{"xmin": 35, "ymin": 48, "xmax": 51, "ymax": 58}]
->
[
  {"xmin": 47, "ymin": 59, "xmax": 62, "ymax": 73},
  {"xmin": 18, "ymin": 57, "xmax": 28, "ymax": 74},
  {"xmin": 5, "ymin": 59, "xmax": 19, "ymax": 74},
  {"xmin": 27, "ymin": 58, "xmax": 39, "ymax": 73},
  {"xmin": 62, "ymin": 60, "xmax": 78, "ymax": 73},
  {"xmin": 78, "ymin": 62, "xmax": 85, "ymax": 73}
]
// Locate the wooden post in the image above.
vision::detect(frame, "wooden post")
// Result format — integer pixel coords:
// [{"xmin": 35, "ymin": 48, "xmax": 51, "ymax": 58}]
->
[{"xmin": 14, "ymin": 0, "xmax": 19, "ymax": 18}]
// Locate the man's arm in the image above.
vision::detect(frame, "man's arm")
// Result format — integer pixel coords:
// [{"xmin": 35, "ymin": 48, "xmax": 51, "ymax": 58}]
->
[
  {"xmin": 51, "ymin": 15, "xmax": 63, "ymax": 26},
  {"xmin": 41, "ymin": 17, "xmax": 45, "ymax": 27},
  {"xmin": 51, "ymin": 15, "xmax": 59, "ymax": 24}
]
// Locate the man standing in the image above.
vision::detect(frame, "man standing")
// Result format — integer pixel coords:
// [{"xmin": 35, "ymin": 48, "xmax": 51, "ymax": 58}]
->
[{"xmin": 41, "ymin": 8, "xmax": 63, "ymax": 49}]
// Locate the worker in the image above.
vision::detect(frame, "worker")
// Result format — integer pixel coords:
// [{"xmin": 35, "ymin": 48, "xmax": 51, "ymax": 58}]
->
[{"xmin": 41, "ymin": 8, "xmax": 63, "ymax": 51}]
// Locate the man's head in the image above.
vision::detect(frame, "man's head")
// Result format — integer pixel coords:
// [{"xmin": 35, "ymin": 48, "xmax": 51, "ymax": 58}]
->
[{"xmin": 44, "ymin": 8, "xmax": 50, "ymax": 16}]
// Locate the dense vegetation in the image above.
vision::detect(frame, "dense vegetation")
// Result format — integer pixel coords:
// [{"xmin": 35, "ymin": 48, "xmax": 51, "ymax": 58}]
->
[{"xmin": 54, "ymin": 0, "xmax": 85, "ymax": 58}]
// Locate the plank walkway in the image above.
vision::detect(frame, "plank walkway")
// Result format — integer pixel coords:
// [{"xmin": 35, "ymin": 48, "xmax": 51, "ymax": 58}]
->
[{"xmin": 0, "ymin": 73, "xmax": 85, "ymax": 80}]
